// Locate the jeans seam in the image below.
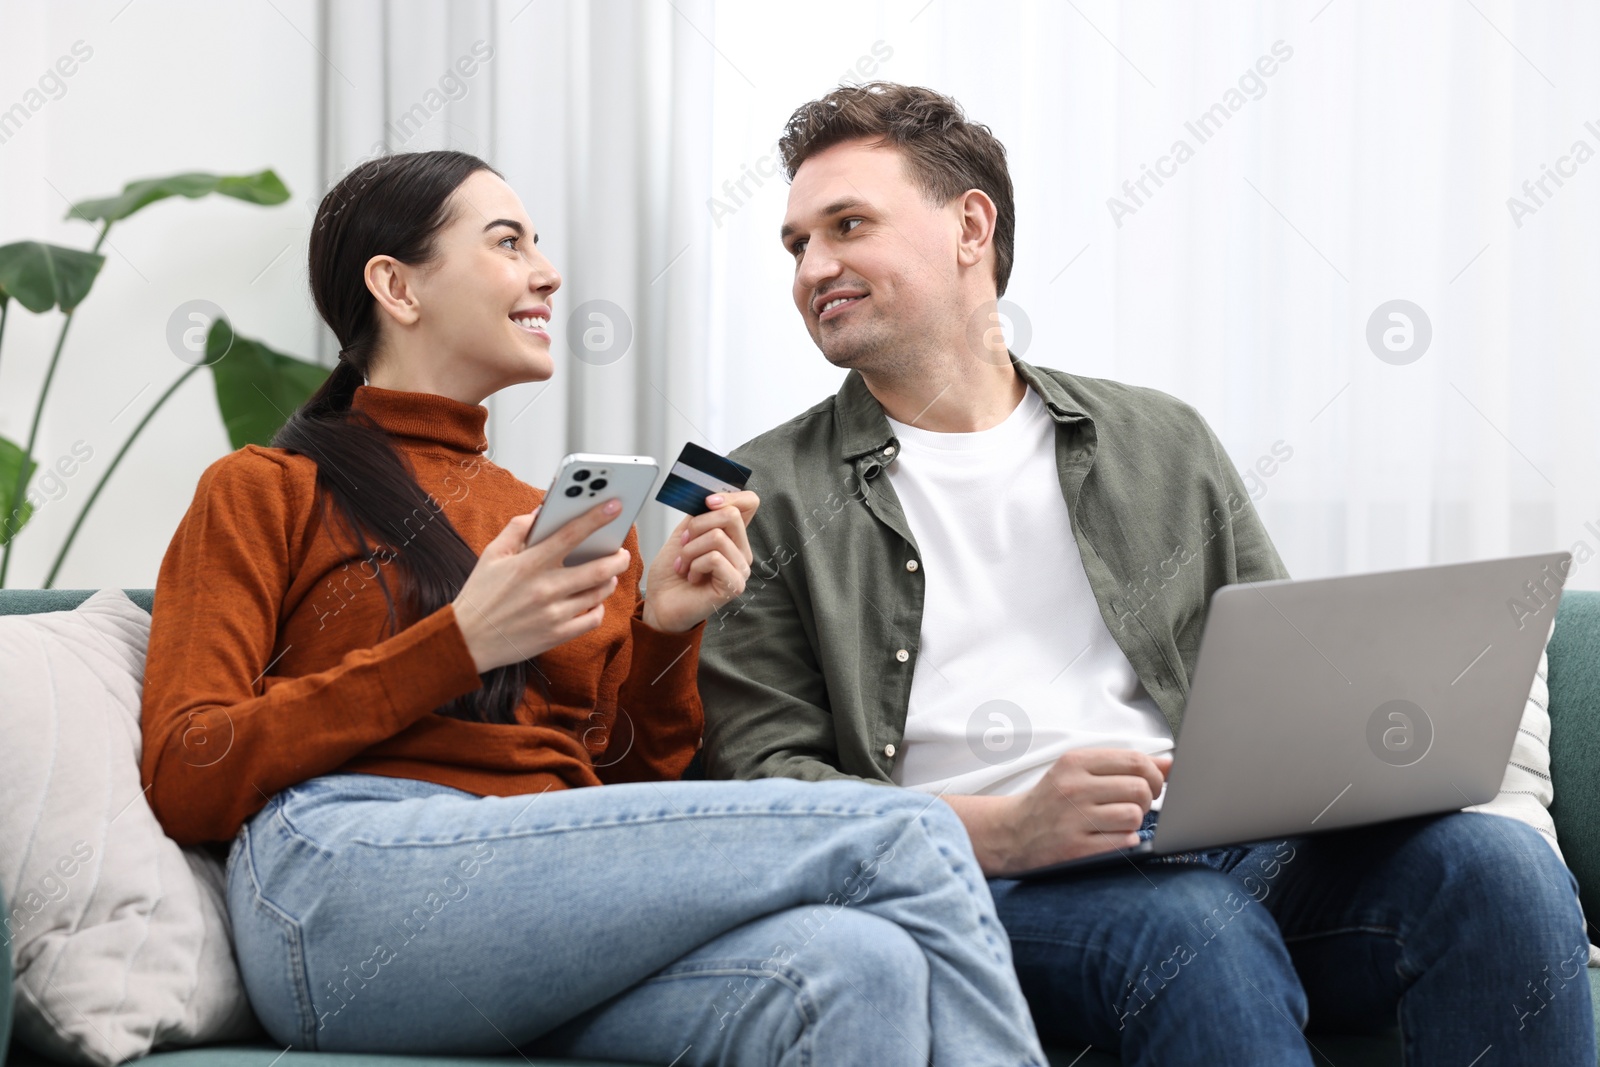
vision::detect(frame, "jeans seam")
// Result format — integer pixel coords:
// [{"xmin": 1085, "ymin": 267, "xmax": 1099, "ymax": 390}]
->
[
  {"xmin": 909, "ymin": 807, "xmax": 1008, "ymax": 962},
  {"xmin": 342, "ymin": 804, "xmax": 910, "ymax": 848},
  {"xmin": 237, "ymin": 819, "xmax": 320, "ymax": 1049},
  {"xmin": 650, "ymin": 961, "xmax": 809, "ymax": 997},
  {"xmin": 1278, "ymin": 923, "xmax": 1402, "ymax": 945}
]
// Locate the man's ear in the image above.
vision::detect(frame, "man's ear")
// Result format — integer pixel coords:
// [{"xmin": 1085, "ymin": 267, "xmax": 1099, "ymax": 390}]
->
[
  {"xmin": 365, "ymin": 255, "xmax": 422, "ymax": 327},
  {"xmin": 954, "ymin": 188, "xmax": 998, "ymax": 274}
]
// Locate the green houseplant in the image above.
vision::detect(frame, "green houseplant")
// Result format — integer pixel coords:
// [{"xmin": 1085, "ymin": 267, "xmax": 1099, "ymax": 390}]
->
[{"xmin": 0, "ymin": 170, "xmax": 331, "ymax": 588}]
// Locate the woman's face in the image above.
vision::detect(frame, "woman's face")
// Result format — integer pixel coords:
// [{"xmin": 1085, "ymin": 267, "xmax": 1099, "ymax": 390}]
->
[{"xmin": 376, "ymin": 169, "xmax": 562, "ymax": 398}]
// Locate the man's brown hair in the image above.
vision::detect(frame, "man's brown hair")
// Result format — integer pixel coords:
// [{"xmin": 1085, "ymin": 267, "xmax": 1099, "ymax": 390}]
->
[{"xmin": 777, "ymin": 81, "xmax": 1016, "ymax": 297}]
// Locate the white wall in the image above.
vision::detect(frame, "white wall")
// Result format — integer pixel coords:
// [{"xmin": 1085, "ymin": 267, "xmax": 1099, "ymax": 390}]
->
[
  {"xmin": 703, "ymin": 1, "xmax": 1600, "ymax": 591},
  {"xmin": 2, "ymin": 0, "xmax": 1598, "ymax": 595},
  {"xmin": 0, "ymin": 0, "xmax": 322, "ymax": 589}
]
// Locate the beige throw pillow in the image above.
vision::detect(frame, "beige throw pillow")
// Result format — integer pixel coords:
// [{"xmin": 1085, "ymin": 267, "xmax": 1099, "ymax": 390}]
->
[{"xmin": 0, "ymin": 588, "xmax": 259, "ymax": 1065}]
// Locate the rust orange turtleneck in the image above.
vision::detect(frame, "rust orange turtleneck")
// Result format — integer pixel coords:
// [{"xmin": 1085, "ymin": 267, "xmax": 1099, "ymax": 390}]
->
[{"xmin": 140, "ymin": 384, "xmax": 704, "ymax": 846}]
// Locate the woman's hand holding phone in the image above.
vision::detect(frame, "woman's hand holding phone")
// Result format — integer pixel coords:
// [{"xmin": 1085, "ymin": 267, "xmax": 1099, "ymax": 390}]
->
[
  {"xmin": 451, "ymin": 500, "xmax": 632, "ymax": 674},
  {"xmin": 641, "ymin": 490, "xmax": 761, "ymax": 634}
]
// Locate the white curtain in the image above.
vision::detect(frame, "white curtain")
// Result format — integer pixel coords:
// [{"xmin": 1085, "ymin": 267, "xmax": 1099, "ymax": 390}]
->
[
  {"xmin": 317, "ymin": 0, "xmax": 1600, "ymax": 587},
  {"xmin": 320, "ymin": 0, "xmax": 714, "ymax": 553}
]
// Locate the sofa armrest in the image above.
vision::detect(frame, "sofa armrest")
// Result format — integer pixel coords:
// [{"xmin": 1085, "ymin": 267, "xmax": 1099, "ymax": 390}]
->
[{"xmin": 1548, "ymin": 590, "xmax": 1600, "ymax": 925}]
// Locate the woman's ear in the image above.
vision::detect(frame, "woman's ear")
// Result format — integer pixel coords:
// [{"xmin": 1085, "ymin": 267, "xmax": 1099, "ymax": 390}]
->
[{"xmin": 365, "ymin": 254, "xmax": 422, "ymax": 327}]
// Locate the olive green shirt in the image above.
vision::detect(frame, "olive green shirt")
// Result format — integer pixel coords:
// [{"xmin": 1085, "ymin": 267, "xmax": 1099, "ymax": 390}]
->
[{"xmin": 698, "ymin": 352, "xmax": 1289, "ymax": 785}]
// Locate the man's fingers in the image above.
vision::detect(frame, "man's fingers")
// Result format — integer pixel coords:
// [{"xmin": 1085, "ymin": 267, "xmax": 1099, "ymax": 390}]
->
[
  {"xmin": 1074, "ymin": 773, "xmax": 1158, "ymax": 809},
  {"xmin": 1076, "ymin": 747, "xmax": 1169, "ymax": 797},
  {"xmin": 1081, "ymin": 801, "xmax": 1147, "ymax": 834},
  {"xmin": 1074, "ymin": 747, "xmax": 1163, "ymax": 773}
]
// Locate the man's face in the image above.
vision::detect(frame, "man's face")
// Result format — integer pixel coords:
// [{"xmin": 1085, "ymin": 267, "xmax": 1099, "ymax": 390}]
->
[{"xmin": 780, "ymin": 137, "xmax": 962, "ymax": 372}]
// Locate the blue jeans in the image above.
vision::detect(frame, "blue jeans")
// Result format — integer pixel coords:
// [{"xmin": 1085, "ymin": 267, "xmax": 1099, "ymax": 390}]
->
[
  {"xmin": 226, "ymin": 772, "xmax": 1047, "ymax": 1065},
  {"xmin": 988, "ymin": 808, "xmax": 1596, "ymax": 1065}
]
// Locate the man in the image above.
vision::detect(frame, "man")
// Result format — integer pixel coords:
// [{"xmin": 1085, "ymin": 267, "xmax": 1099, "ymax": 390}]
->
[{"xmin": 697, "ymin": 81, "xmax": 1594, "ymax": 1065}]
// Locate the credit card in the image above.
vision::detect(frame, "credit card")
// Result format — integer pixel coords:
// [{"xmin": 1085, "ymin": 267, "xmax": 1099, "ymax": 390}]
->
[{"xmin": 655, "ymin": 442, "xmax": 752, "ymax": 515}]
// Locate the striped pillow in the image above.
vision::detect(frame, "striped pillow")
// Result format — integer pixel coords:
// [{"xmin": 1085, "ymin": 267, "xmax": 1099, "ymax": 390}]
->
[{"xmin": 1463, "ymin": 633, "xmax": 1600, "ymax": 965}]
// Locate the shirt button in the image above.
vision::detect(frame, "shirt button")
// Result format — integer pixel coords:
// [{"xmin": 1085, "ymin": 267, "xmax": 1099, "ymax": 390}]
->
[
  {"xmin": 883, "ymin": 445, "xmax": 897, "ymax": 457},
  {"xmin": 905, "ymin": 559, "xmax": 919, "ymax": 572},
  {"xmin": 884, "ymin": 743, "xmax": 897, "ymax": 758},
  {"xmin": 895, "ymin": 649, "xmax": 910, "ymax": 663}
]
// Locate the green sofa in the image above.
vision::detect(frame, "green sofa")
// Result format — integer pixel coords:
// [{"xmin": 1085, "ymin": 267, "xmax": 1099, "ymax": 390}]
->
[{"xmin": 5, "ymin": 587, "xmax": 1600, "ymax": 1067}]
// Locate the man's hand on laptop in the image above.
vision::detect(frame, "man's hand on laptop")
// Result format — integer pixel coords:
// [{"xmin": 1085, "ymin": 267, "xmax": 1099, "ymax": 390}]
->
[{"xmin": 942, "ymin": 749, "xmax": 1172, "ymax": 878}]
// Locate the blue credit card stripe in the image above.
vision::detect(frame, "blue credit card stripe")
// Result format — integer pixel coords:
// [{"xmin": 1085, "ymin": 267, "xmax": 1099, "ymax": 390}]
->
[{"xmin": 656, "ymin": 475, "xmax": 715, "ymax": 514}]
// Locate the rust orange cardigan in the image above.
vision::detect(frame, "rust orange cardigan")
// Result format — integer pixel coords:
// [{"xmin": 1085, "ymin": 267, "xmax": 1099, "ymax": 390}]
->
[{"xmin": 139, "ymin": 384, "xmax": 704, "ymax": 846}]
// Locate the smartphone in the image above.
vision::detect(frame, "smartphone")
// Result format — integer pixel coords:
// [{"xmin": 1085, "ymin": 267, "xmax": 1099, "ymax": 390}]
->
[{"xmin": 524, "ymin": 453, "xmax": 660, "ymax": 565}]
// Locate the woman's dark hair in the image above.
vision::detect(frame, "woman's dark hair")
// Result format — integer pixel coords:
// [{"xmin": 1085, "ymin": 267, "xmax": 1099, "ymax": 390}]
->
[{"xmin": 273, "ymin": 149, "xmax": 545, "ymax": 726}]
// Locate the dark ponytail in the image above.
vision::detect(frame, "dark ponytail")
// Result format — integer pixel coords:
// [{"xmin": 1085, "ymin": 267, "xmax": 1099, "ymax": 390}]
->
[{"xmin": 274, "ymin": 150, "xmax": 545, "ymax": 726}]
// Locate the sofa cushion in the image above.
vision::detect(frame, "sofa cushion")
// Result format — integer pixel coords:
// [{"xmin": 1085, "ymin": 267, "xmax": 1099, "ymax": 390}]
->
[
  {"xmin": 0, "ymin": 590, "xmax": 153, "ymax": 617},
  {"xmin": 0, "ymin": 589, "xmax": 258, "ymax": 1066}
]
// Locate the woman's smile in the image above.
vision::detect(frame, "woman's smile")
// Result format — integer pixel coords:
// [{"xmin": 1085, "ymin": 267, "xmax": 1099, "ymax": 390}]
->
[{"xmin": 510, "ymin": 304, "xmax": 551, "ymax": 342}]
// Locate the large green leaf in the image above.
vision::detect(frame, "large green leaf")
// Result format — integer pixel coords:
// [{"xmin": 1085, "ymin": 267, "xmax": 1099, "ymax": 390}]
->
[
  {"xmin": 0, "ymin": 435, "xmax": 37, "ymax": 547},
  {"xmin": 207, "ymin": 320, "xmax": 330, "ymax": 449},
  {"xmin": 67, "ymin": 169, "xmax": 291, "ymax": 225},
  {"xmin": 0, "ymin": 242, "xmax": 106, "ymax": 313}
]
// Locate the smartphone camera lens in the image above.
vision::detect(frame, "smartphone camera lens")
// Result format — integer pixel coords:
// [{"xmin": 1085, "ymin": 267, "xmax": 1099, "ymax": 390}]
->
[
  {"xmin": 588, "ymin": 478, "xmax": 608, "ymax": 491},
  {"xmin": 564, "ymin": 485, "xmax": 583, "ymax": 498},
  {"xmin": 573, "ymin": 469, "xmax": 592, "ymax": 482}
]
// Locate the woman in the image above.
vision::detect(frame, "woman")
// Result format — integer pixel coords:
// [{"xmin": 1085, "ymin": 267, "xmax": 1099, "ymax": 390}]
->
[{"xmin": 138, "ymin": 149, "xmax": 1047, "ymax": 1066}]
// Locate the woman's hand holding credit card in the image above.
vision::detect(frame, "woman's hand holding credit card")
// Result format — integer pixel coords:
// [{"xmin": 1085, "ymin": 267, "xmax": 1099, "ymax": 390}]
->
[{"xmin": 641, "ymin": 443, "xmax": 760, "ymax": 633}]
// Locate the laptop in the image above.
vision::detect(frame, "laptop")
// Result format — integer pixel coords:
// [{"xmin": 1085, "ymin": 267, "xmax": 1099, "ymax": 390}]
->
[{"xmin": 1014, "ymin": 551, "xmax": 1571, "ymax": 880}]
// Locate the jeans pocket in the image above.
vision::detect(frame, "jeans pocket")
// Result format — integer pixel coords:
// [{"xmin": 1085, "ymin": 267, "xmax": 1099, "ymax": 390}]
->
[{"xmin": 270, "ymin": 776, "xmax": 365, "ymax": 838}]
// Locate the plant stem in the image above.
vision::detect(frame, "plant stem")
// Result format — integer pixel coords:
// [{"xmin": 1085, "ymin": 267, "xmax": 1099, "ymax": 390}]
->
[
  {"xmin": 0, "ymin": 299, "xmax": 12, "ymax": 551},
  {"xmin": 0, "ymin": 221, "xmax": 110, "ymax": 588},
  {"xmin": 44, "ymin": 363, "xmax": 199, "ymax": 589}
]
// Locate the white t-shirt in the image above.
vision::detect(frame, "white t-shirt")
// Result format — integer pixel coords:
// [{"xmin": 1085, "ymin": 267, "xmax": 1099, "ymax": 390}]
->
[{"xmin": 884, "ymin": 384, "xmax": 1175, "ymax": 805}]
